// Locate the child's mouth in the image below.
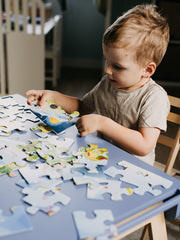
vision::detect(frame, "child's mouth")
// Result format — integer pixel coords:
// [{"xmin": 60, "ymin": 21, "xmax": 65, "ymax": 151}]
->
[{"xmin": 109, "ymin": 78, "xmax": 116, "ymax": 83}]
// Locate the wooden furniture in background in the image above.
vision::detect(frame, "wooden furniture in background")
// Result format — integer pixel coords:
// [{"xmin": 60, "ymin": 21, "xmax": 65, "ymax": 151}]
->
[
  {"xmin": 141, "ymin": 95, "xmax": 180, "ymax": 240},
  {"xmin": 154, "ymin": 95, "xmax": 180, "ymax": 176},
  {"xmin": 45, "ymin": 14, "xmax": 62, "ymax": 88},
  {"xmin": 0, "ymin": 0, "xmax": 45, "ymax": 96},
  {"xmin": 0, "ymin": 0, "xmax": 6, "ymax": 96}
]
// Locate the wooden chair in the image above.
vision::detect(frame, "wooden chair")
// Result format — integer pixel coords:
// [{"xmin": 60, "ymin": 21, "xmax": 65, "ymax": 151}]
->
[
  {"xmin": 154, "ymin": 95, "xmax": 180, "ymax": 176},
  {"xmin": 141, "ymin": 95, "xmax": 180, "ymax": 240}
]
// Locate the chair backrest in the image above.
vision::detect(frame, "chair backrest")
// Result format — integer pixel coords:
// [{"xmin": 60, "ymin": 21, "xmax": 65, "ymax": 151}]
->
[{"xmin": 157, "ymin": 95, "xmax": 180, "ymax": 175}]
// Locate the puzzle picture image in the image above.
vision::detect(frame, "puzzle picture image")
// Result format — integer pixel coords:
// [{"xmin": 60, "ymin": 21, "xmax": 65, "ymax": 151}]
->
[{"xmin": 28, "ymin": 100, "xmax": 79, "ymax": 134}]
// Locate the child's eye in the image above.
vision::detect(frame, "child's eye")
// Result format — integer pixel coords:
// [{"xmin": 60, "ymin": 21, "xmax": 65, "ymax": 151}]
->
[{"xmin": 112, "ymin": 64, "xmax": 123, "ymax": 71}]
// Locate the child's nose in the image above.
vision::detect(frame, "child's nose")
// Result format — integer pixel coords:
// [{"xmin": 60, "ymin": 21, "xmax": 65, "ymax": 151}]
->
[{"xmin": 104, "ymin": 62, "xmax": 112, "ymax": 75}]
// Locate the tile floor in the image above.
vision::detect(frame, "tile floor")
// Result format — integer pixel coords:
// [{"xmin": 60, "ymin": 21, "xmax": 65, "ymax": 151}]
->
[{"xmin": 47, "ymin": 66, "xmax": 180, "ymax": 239}]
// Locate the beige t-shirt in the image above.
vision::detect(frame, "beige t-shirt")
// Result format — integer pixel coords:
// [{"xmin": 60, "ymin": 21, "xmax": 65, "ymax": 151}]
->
[{"xmin": 82, "ymin": 75, "xmax": 170, "ymax": 165}]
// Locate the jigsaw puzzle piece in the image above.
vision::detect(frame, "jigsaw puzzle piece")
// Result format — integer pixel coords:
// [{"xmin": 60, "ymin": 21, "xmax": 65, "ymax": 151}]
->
[
  {"xmin": 73, "ymin": 165, "xmax": 106, "ymax": 178},
  {"xmin": 16, "ymin": 177, "xmax": 63, "ymax": 191},
  {"xmin": 0, "ymin": 96, "xmax": 18, "ymax": 107},
  {"xmin": 28, "ymin": 99, "xmax": 79, "ymax": 134},
  {"xmin": 22, "ymin": 187, "xmax": 71, "ymax": 215},
  {"xmin": 72, "ymin": 166, "xmax": 107, "ymax": 185},
  {"xmin": 0, "ymin": 120, "xmax": 26, "ymax": 134},
  {"xmin": 19, "ymin": 163, "xmax": 61, "ymax": 184},
  {"xmin": 54, "ymin": 164, "xmax": 77, "ymax": 180},
  {"xmin": 105, "ymin": 161, "xmax": 172, "ymax": 196},
  {"xmin": 36, "ymin": 137, "xmax": 74, "ymax": 166},
  {"xmin": 0, "ymin": 206, "xmax": 32, "ymax": 237},
  {"xmin": 87, "ymin": 180, "xmax": 133, "ymax": 201},
  {"xmin": 0, "ymin": 144, "xmax": 27, "ymax": 167},
  {"xmin": 17, "ymin": 142, "xmax": 41, "ymax": 162},
  {"xmin": 73, "ymin": 144, "xmax": 108, "ymax": 171},
  {"xmin": 0, "ymin": 162, "xmax": 18, "ymax": 177},
  {"xmin": 45, "ymin": 136, "xmax": 74, "ymax": 150},
  {"xmin": 73, "ymin": 209, "xmax": 117, "ymax": 239},
  {"xmin": 16, "ymin": 111, "xmax": 39, "ymax": 123},
  {"xmin": 119, "ymin": 161, "xmax": 172, "ymax": 189},
  {"xmin": 31, "ymin": 122, "xmax": 53, "ymax": 134},
  {"xmin": 0, "ymin": 105, "xmax": 24, "ymax": 119}
]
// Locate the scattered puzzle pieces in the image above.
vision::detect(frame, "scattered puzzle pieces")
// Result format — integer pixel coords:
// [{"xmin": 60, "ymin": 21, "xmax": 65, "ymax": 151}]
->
[
  {"xmin": 73, "ymin": 209, "xmax": 117, "ymax": 239},
  {"xmin": 36, "ymin": 137, "xmax": 74, "ymax": 166},
  {"xmin": 104, "ymin": 160, "xmax": 173, "ymax": 196},
  {"xmin": 22, "ymin": 186, "xmax": 70, "ymax": 215},
  {"xmin": 0, "ymin": 206, "xmax": 33, "ymax": 237},
  {"xmin": 0, "ymin": 96, "xmax": 18, "ymax": 107}
]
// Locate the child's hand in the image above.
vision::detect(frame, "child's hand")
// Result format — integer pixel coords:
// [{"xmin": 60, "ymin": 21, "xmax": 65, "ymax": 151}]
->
[
  {"xmin": 76, "ymin": 114, "xmax": 101, "ymax": 136},
  {"xmin": 25, "ymin": 90, "xmax": 55, "ymax": 106}
]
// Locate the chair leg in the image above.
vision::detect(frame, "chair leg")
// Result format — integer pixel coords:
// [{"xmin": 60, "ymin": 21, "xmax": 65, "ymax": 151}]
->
[
  {"xmin": 140, "ymin": 225, "xmax": 149, "ymax": 240},
  {"xmin": 164, "ymin": 127, "xmax": 180, "ymax": 175}
]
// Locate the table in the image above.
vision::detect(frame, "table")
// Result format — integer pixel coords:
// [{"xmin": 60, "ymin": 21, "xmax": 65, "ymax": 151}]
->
[{"xmin": 0, "ymin": 94, "xmax": 180, "ymax": 240}]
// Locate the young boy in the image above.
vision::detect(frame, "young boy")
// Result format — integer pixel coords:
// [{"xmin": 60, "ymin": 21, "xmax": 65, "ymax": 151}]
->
[{"xmin": 26, "ymin": 4, "xmax": 170, "ymax": 165}]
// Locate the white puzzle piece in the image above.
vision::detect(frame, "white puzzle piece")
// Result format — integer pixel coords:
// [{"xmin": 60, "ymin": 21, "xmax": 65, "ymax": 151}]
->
[
  {"xmin": 22, "ymin": 186, "xmax": 71, "ymax": 215},
  {"xmin": 16, "ymin": 177, "xmax": 63, "ymax": 191},
  {"xmin": 0, "ymin": 139, "xmax": 27, "ymax": 167},
  {"xmin": 0, "ymin": 120, "xmax": 26, "ymax": 135},
  {"xmin": 0, "ymin": 97, "xmax": 18, "ymax": 107},
  {"xmin": 73, "ymin": 209, "xmax": 117, "ymax": 239},
  {"xmin": 87, "ymin": 180, "xmax": 133, "ymax": 201},
  {"xmin": 19, "ymin": 163, "xmax": 61, "ymax": 184},
  {"xmin": 104, "ymin": 160, "xmax": 173, "ymax": 196}
]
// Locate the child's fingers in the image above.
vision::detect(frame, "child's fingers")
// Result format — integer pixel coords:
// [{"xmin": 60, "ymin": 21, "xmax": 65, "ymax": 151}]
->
[
  {"xmin": 25, "ymin": 89, "xmax": 39, "ymax": 96},
  {"xmin": 27, "ymin": 95, "xmax": 36, "ymax": 105},
  {"xmin": 25, "ymin": 90, "xmax": 44, "ymax": 105},
  {"xmin": 38, "ymin": 91, "xmax": 50, "ymax": 106}
]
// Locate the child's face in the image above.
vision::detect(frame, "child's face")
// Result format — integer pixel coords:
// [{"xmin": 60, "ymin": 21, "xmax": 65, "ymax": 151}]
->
[{"xmin": 103, "ymin": 44, "xmax": 147, "ymax": 91}]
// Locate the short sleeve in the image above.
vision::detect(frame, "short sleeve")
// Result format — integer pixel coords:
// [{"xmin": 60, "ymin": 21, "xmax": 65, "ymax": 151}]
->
[
  {"xmin": 138, "ymin": 87, "xmax": 170, "ymax": 131},
  {"xmin": 81, "ymin": 77, "xmax": 104, "ymax": 111}
]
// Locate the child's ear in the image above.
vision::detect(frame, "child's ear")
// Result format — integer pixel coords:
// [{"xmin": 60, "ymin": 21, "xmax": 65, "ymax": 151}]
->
[{"xmin": 143, "ymin": 62, "xmax": 156, "ymax": 78}]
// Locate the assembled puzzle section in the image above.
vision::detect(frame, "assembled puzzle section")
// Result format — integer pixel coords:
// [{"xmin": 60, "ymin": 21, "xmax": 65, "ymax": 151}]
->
[{"xmin": 28, "ymin": 99, "xmax": 79, "ymax": 134}]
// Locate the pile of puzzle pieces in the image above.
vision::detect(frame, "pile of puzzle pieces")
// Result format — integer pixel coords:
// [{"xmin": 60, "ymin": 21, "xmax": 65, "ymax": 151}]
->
[
  {"xmin": 0, "ymin": 96, "xmax": 39, "ymax": 136},
  {"xmin": 0, "ymin": 96, "xmax": 173, "ymax": 239}
]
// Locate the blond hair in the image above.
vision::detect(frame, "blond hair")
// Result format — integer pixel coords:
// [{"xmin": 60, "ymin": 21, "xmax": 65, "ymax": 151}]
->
[{"xmin": 103, "ymin": 4, "xmax": 169, "ymax": 67}]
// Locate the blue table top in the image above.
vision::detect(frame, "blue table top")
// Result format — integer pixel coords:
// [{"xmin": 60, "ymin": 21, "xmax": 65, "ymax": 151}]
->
[{"xmin": 0, "ymin": 94, "xmax": 180, "ymax": 240}]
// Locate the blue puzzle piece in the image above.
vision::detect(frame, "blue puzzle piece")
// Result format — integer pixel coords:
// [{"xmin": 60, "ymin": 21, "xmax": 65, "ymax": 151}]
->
[{"xmin": 0, "ymin": 206, "xmax": 33, "ymax": 237}]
